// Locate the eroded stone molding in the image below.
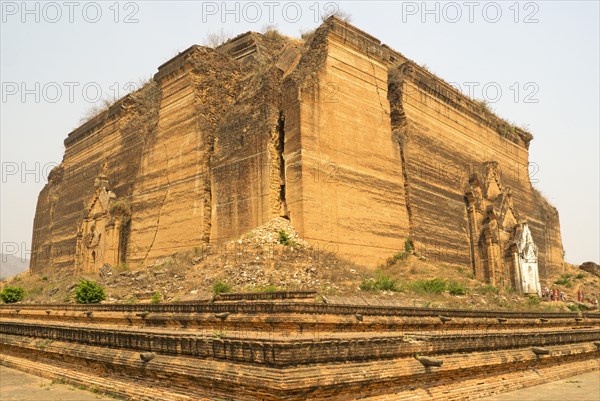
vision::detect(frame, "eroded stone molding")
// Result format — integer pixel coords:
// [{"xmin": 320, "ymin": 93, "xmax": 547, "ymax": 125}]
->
[
  {"xmin": 465, "ymin": 162, "xmax": 541, "ymax": 294},
  {"xmin": 75, "ymin": 163, "xmax": 128, "ymax": 273}
]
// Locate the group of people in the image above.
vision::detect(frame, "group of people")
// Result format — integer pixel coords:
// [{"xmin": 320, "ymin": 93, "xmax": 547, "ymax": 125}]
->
[
  {"xmin": 542, "ymin": 287, "xmax": 599, "ymax": 305},
  {"xmin": 543, "ymin": 287, "xmax": 566, "ymax": 302}
]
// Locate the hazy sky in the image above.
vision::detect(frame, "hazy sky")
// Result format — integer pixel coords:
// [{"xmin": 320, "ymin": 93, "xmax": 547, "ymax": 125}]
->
[{"xmin": 1, "ymin": 1, "xmax": 598, "ymax": 265}]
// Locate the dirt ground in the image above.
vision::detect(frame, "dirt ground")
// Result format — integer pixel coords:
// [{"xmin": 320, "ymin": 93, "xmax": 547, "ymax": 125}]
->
[
  {"xmin": 479, "ymin": 370, "xmax": 600, "ymax": 401},
  {"xmin": 0, "ymin": 365, "xmax": 119, "ymax": 400}
]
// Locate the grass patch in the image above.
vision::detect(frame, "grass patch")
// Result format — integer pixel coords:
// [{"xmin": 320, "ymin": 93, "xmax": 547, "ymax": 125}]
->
[
  {"xmin": 382, "ymin": 239, "xmax": 415, "ymax": 267},
  {"xmin": 528, "ymin": 295, "xmax": 540, "ymax": 305},
  {"xmin": 478, "ymin": 284, "xmax": 499, "ymax": 295},
  {"xmin": 410, "ymin": 278, "xmax": 446, "ymax": 294},
  {"xmin": 151, "ymin": 291, "xmax": 161, "ymax": 304},
  {"xmin": 555, "ymin": 274, "xmax": 573, "ymax": 288},
  {"xmin": 447, "ymin": 281, "xmax": 467, "ymax": 295},
  {"xmin": 254, "ymin": 284, "xmax": 279, "ymax": 293},
  {"xmin": 389, "ymin": 251, "xmax": 409, "ymax": 264},
  {"xmin": 212, "ymin": 280, "xmax": 232, "ymax": 295},
  {"xmin": 26, "ymin": 286, "xmax": 44, "ymax": 298},
  {"xmin": 360, "ymin": 271, "xmax": 401, "ymax": 292}
]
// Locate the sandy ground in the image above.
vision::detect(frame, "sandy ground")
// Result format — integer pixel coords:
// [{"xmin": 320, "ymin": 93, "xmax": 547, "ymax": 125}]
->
[
  {"xmin": 0, "ymin": 365, "xmax": 118, "ymax": 401},
  {"xmin": 479, "ymin": 370, "xmax": 600, "ymax": 401}
]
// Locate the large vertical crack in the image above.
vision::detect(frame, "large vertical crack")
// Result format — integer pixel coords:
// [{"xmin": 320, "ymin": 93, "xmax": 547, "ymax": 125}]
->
[
  {"xmin": 202, "ymin": 131, "xmax": 214, "ymax": 243},
  {"xmin": 388, "ymin": 68, "xmax": 414, "ymax": 232},
  {"xmin": 398, "ymin": 138, "xmax": 414, "ymax": 228},
  {"xmin": 277, "ymin": 111, "xmax": 289, "ymax": 219}
]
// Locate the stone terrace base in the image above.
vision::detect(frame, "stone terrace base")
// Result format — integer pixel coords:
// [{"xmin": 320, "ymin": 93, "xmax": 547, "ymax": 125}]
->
[{"xmin": 1, "ymin": 297, "xmax": 599, "ymax": 401}]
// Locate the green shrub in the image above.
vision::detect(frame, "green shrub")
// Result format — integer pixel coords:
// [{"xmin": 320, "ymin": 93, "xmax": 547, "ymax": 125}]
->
[
  {"xmin": 74, "ymin": 280, "xmax": 105, "ymax": 304},
  {"xmin": 411, "ymin": 278, "xmax": 446, "ymax": 294},
  {"xmin": 528, "ymin": 295, "xmax": 540, "ymax": 305},
  {"xmin": 575, "ymin": 273, "xmax": 585, "ymax": 280},
  {"xmin": 360, "ymin": 271, "xmax": 400, "ymax": 292},
  {"xmin": 385, "ymin": 239, "xmax": 415, "ymax": 266},
  {"xmin": 278, "ymin": 230, "xmax": 295, "ymax": 246},
  {"xmin": 212, "ymin": 280, "xmax": 232, "ymax": 295},
  {"xmin": 389, "ymin": 251, "xmax": 409, "ymax": 264},
  {"xmin": 151, "ymin": 291, "xmax": 161, "ymax": 304},
  {"xmin": 359, "ymin": 278, "xmax": 376, "ymax": 291},
  {"xmin": 448, "ymin": 281, "xmax": 467, "ymax": 295},
  {"xmin": 0, "ymin": 286, "xmax": 25, "ymax": 303},
  {"xmin": 567, "ymin": 303, "xmax": 580, "ymax": 312},
  {"xmin": 555, "ymin": 274, "xmax": 573, "ymax": 288}
]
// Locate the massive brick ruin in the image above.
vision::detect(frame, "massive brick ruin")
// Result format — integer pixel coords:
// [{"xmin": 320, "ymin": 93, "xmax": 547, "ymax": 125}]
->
[{"xmin": 30, "ymin": 17, "xmax": 564, "ymax": 292}]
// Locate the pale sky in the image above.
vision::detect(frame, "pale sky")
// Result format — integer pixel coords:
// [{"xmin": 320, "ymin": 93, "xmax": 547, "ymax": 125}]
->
[{"xmin": 1, "ymin": 1, "xmax": 598, "ymax": 265}]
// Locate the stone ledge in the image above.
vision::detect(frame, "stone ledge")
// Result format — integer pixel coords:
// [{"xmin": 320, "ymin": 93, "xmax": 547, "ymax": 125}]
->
[
  {"xmin": 2, "ymin": 320, "xmax": 598, "ymax": 366},
  {"xmin": 2, "ymin": 335, "xmax": 599, "ymax": 400},
  {"xmin": 2, "ymin": 303, "xmax": 598, "ymax": 320}
]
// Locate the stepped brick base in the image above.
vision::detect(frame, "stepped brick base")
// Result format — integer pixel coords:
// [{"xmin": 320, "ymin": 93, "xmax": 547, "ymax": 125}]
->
[{"xmin": 1, "ymin": 300, "xmax": 599, "ymax": 400}]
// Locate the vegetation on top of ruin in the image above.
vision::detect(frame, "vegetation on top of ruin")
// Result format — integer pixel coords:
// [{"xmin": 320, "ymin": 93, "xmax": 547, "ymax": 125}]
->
[
  {"xmin": 203, "ymin": 28, "xmax": 232, "ymax": 48},
  {"xmin": 390, "ymin": 58, "xmax": 533, "ymax": 144},
  {"xmin": 76, "ymin": 77, "xmax": 156, "ymax": 130},
  {"xmin": 201, "ymin": 10, "xmax": 351, "ymax": 49},
  {"xmin": 109, "ymin": 199, "xmax": 132, "ymax": 221},
  {"xmin": 321, "ymin": 9, "xmax": 352, "ymax": 22}
]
